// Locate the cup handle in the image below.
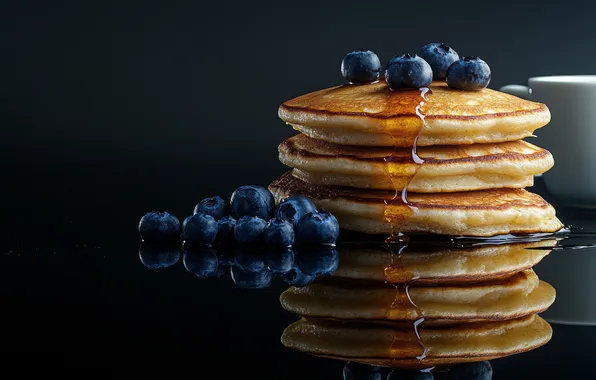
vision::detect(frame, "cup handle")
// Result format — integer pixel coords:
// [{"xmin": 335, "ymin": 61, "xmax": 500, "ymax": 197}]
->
[{"xmin": 499, "ymin": 84, "xmax": 532, "ymax": 100}]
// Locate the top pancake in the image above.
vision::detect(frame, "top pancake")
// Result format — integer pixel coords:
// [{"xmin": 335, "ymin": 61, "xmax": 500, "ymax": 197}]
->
[{"xmin": 279, "ymin": 81, "xmax": 550, "ymax": 146}]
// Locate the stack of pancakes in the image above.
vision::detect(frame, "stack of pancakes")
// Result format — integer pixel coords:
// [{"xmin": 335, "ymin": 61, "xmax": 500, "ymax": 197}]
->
[
  {"xmin": 271, "ymin": 80, "xmax": 563, "ymax": 368},
  {"xmin": 280, "ymin": 240, "xmax": 557, "ymax": 368},
  {"xmin": 269, "ymin": 81, "xmax": 563, "ymax": 237}
]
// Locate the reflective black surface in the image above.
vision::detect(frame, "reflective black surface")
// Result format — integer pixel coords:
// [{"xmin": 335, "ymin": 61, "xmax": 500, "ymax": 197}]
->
[
  {"xmin": 6, "ymin": 1, "xmax": 596, "ymax": 375},
  {"xmin": 0, "ymin": 177, "xmax": 595, "ymax": 377}
]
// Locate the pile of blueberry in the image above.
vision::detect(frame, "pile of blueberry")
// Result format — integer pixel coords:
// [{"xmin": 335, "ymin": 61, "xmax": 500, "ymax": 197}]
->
[
  {"xmin": 138, "ymin": 185, "xmax": 340, "ymax": 248},
  {"xmin": 340, "ymin": 42, "xmax": 491, "ymax": 91},
  {"xmin": 138, "ymin": 244, "xmax": 339, "ymax": 289}
]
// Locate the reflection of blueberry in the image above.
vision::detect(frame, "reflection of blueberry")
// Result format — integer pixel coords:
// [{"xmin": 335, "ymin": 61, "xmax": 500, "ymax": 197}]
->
[
  {"xmin": 183, "ymin": 247, "xmax": 219, "ymax": 277},
  {"xmin": 281, "ymin": 267, "xmax": 317, "ymax": 287},
  {"xmin": 275, "ymin": 195, "xmax": 317, "ymax": 226},
  {"xmin": 234, "ymin": 248, "xmax": 266, "ymax": 272},
  {"xmin": 138, "ymin": 244, "xmax": 180, "ymax": 269},
  {"xmin": 235, "ymin": 216, "xmax": 267, "ymax": 245},
  {"xmin": 434, "ymin": 361, "xmax": 492, "ymax": 380},
  {"xmin": 295, "ymin": 210, "xmax": 340, "ymax": 245},
  {"xmin": 342, "ymin": 361, "xmax": 382, "ymax": 380},
  {"xmin": 217, "ymin": 249, "xmax": 235, "ymax": 266},
  {"xmin": 230, "ymin": 266, "xmax": 273, "ymax": 289},
  {"xmin": 216, "ymin": 216, "xmax": 236, "ymax": 243},
  {"xmin": 138, "ymin": 211, "xmax": 180, "ymax": 244},
  {"xmin": 216, "ymin": 266, "xmax": 227, "ymax": 278},
  {"xmin": 295, "ymin": 245, "xmax": 339, "ymax": 276},
  {"xmin": 264, "ymin": 218, "xmax": 294, "ymax": 247},
  {"xmin": 182, "ymin": 214, "xmax": 218, "ymax": 245},
  {"xmin": 230, "ymin": 185, "xmax": 275, "ymax": 220},
  {"xmin": 265, "ymin": 248, "xmax": 294, "ymax": 273},
  {"xmin": 388, "ymin": 369, "xmax": 433, "ymax": 380},
  {"xmin": 193, "ymin": 196, "xmax": 228, "ymax": 220}
]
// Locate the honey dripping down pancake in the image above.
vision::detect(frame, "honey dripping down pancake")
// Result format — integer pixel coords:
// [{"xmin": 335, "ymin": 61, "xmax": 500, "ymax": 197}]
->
[
  {"xmin": 383, "ymin": 86, "xmax": 429, "ymax": 242},
  {"xmin": 274, "ymin": 78, "xmax": 562, "ymax": 236}
]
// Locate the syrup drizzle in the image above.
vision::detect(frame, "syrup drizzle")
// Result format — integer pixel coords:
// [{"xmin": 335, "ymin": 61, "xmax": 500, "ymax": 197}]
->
[
  {"xmin": 383, "ymin": 87, "xmax": 431, "ymax": 243},
  {"xmin": 380, "ymin": 86, "xmax": 432, "ymax": 365},
  {"xmin": 383, "ymin": 242, "xmax": 428, "ymax": 363}
]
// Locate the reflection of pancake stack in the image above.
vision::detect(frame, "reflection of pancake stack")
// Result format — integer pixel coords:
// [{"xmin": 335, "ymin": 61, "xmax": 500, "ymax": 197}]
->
[{"xmin": 280, "ymin": 241, "xmax": 557, "ymax": 368}]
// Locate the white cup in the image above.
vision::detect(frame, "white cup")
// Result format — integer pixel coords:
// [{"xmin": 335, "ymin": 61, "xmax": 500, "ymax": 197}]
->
[{"xmin": 500, "ymin": 76, "xmax": 596, "ymax": 208}]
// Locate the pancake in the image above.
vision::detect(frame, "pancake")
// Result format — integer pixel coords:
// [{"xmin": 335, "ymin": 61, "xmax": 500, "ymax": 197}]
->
[
  {"xmin": 269, "ymin": 172, "xmax": 563, "ymax": 236},
  {"xmin": 279, "ymin": 134, "xmax": 554, "ymax": 192},
  {"xmin": 333, "ymin": 240, "xmax": 556, "ymax": 285},
  {"xmin": 281, "ymin": 314, "xmax": 552, "ymax": 368},
  {"xmin": 280, "ymin": 270, "xmax": 555, "ymax": 323},
  {"xmin": 279, "ymin": 81, "xmax": 550, "ymax": 147}
]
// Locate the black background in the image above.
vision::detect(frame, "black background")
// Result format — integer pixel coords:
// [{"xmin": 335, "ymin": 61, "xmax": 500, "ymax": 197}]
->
[
  {"xmin": 2, "ymin": 0, "xmax": 596, "ymax": 375},
  {"xmin": 4, "ymin": 0, "xmax": 596, "ymax": 240}
]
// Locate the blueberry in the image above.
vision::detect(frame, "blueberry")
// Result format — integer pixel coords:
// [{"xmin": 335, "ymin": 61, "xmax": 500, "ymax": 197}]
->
[
  {"xmin": 387, "ymin": 370, "xmax": 434, "ymax": 380},
  {"xmin": 193, "ymin": 196, "xmax": 228, "ymax": 220},
  {"xmin": 295, "ymin": 245, "xmax": 339, "ymax": 276},
  {"xmin": 275, "ymin": 195, "xmax": 317, "ymax": 226},
  {"xmin": 183, "ymin": 247, "xmax": 219, "ymax": 277},
  {"xmin": 230, "ymin": 266, "xmax": 273, "ymax": 289},
  {"xmin": 265, "ymin": 248, "xmax": 295, "ymax": 273},
  {"xmin": 230, "ymin": 185, "xmax": 275, "ymax": 220},
  {"xmin": 342, "ymin": 361, "xmax": 382, "ymax": 380},
  {"xmin": 281, "ymin": 267, "xmax": 317, "ymax": 287},
  {"xmin": 341, "ymin": 50, "xmax": 382, "ymax": 84},
  {"xmin": 234, "ymin": 248, "xmax": 266, "ymax": 272},
  {"xmin": 385, "ymin": 54, "xmax": 433, "ymax": 89},
  {"xmin": 216, "ymin": 216, "xmax": 236, "ymax": 243},
  {"xmin": 264, "ymin": 218, "xmax": 294, "ymax": 247},
  {"xmin": 234, "ymin": 216, "xmax": 267, "ymax": 245},
  {"xmin": 418, "ymin": 42, "xmax": 459, "ymax": 80},
  {"xmin": 138, "ymin": 211, "xmax": 180, "ymax": 244},
  {"xmin": 182, "ymin": 214, "xmax": 218, "ymax": 245},
  {"xmin": 138, "ymin": 244, "xmax": 180, "ymax": 269},
  {"xmin": 434, "ymin": 362, "xmax": 492, "ymax": 380},
  {"xmin": 446, "ymin": 57, "xmax": 491, "ymax": 91},
  {"xmin": 295, "ymin": 209, "xmax": 340, "ymax": 245}
]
